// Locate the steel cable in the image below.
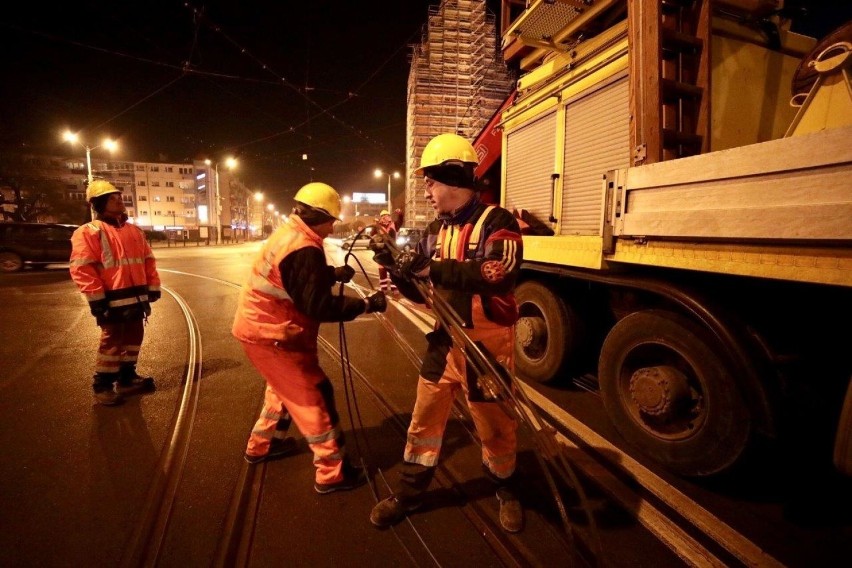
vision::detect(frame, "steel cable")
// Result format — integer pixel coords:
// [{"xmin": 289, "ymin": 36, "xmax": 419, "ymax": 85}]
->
[{"xmin": 378, "ymin": 233, "xmax": 603, "ymax": 564}]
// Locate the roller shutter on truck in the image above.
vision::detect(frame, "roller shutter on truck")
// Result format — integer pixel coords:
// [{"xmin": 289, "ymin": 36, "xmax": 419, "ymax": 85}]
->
[
  {"xmin": 504, "ymin": 111, "xmax": 557, "ymax": 225},
  {"xmin": 561, "ymin": 75, "xmax": 630, "ymax": 236}
]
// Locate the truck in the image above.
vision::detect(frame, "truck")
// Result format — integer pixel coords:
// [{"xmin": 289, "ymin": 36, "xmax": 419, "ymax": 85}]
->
[{"xmin": 482, "ymin": 0, "xmax": 852, "ymax": 477}]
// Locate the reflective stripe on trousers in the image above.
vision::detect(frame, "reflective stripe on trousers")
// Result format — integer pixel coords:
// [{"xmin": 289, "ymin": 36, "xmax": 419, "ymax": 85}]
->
[
  {"xmin": 246, "ymin": 384, "xmax": 294, "ymax": 456},
  {"xmin": 403, "ymin": 324, "xmax": 517, "ymax": 479},
  {"xmin": 378, "ymin": 266, "xmax": 397, "ymax": 291},
  {"xmin": 241, "ymin": 342, "xmax": 346, "ymax": 484},
  {"xmin": 95, "ymin": 320, "xmax": 145, "ymax": 374}
]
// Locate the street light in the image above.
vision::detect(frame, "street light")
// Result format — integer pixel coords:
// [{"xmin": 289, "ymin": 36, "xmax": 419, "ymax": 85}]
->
[
  {"xmin": 63, "ymin": 131, "xmax": 117, "ymax": 183},
  {"xmin": 374, "ymin": 168, "xmax": 401, "ymax": 208},
  {"xmin": 205, "ymin": 156, "xmax": 237, "ymax": 245}
]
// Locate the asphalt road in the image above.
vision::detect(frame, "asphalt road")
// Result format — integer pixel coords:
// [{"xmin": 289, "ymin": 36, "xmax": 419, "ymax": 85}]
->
[{"xmin": 5, "ymin": 242, "xmax": 847, "ymax": 567}]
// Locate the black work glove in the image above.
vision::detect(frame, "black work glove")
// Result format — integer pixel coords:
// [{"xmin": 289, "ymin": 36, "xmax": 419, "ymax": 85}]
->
[
  {"xmin": 333, "ymin": 265, "xmax": 355, "ymax": 283},
  {"xmin": 395, "ymin": 250, "xmax": 431, "ymax": 280},
  {"xmin": 148, "ymin": 290, "xmax": 161, "ymax": 302},
  {"xmin": 369, "ymin": 235, "xmax": 397, "ymax": 269},
  {"xmin": 89, "ymin": 298, "xmax": 109, "ymax": 318},
  {"xmin": 368, "ymin": 233, "xmax": 390, "ymax": 252},
  {"xmin": 372, "ymin": 249, "xmax": 396, "ymax": 270},
  {"xmin": 364, "ymin": 291, "xmax": 388, "ymax": 314}
]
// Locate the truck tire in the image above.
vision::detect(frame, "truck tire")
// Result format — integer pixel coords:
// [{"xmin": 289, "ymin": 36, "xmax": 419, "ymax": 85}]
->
[
  {"xmin": 514, "ymin": 280, "xmax": 584, "ymax": 383},
  {"xmin": 0, "ymin": 252, "xmax": 24, "ymax": 273},
  {"xmin": 599, "ymin": 309, "xmax": 750, "ymax": 477}
]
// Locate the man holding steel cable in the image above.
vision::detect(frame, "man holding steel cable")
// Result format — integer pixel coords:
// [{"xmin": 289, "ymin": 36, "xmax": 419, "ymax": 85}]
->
[
  {"xmin": 368, "ymin": 133, "xmax": 525, "ymax": 532},
  {"xmin": 233, "ymin": 182, "xmax": 387, "ymax": 493}
]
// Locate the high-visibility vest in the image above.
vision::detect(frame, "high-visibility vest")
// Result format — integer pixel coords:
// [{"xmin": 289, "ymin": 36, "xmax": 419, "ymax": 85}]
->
[
  {"xmin": 232, "ymin": 215, "xmax": 323, "ymax": 349},
  {"xmin": 69, "ymin": 220, "xmax": 160, "ymax": 308},
  {"xmin": 434, "ymin": 205, "xmax": 496, "ymax": 261}
]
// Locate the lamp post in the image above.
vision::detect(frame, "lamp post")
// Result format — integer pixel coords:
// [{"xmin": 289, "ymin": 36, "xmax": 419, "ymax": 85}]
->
[
  {"xmin": 266, "ymin": 203, "xmax": 275, "ymax": 237},
  {"xmin": 63, "ymin": 131, "xmax": 117, "ymax": 183},
  {"xmin": 205, "ymin": 157, "xmax": 237, "ymax": 245},
  {"xmin": 374, "ymin": 169, "xmax": 401, "ymax": 208},
  {"xmin": 253, "ymin": 191, "xmax": 264, "ymax": 240}
]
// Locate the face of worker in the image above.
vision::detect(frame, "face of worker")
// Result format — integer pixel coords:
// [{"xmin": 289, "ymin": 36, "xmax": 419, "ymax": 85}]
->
[
  {"xmin": 312, "ymin": 219, "xmax": 336, "ymax": 239},
  {"xmin": 104, "ymin": 192, "xmax": 126, "ymax": 216},
  {"xmin": 424, "ymin": 177, "xmax": 470, "ymax": 215}
]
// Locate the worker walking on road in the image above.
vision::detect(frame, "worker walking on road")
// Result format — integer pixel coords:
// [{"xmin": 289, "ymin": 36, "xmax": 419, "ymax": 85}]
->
[
  {"xmin": 375, "ymin": 209, "xmax": 398, "ymax": 294},
  {"xmin": 369, "ymin": 133, "xmax": 526, "ymax": 532},
  {"xmin": 70, "ymin": 180, "xmax": 160, "ymax": 406},
  {"xmin": 233, "ymin": 182, "xmax": 388, "ymax": 492}
]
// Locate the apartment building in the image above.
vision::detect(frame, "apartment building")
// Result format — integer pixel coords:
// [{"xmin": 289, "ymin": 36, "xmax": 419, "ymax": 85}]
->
[{"xmin": 0, "ymin": 150, "xmax": 254, "ymax": 241}]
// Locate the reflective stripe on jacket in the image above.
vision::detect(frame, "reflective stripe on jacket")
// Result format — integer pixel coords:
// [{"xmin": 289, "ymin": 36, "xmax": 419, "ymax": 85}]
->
[
  {"xmin": 397, "ymin": 199, "xmax": 522, "ymax": 328},
  {"xmin": 232, "ymin": 215, "xmax": 323, "ymax": 348},
  {"xmin": 69, "ymin": 220, "xmax": 160, "ymax": 309}
]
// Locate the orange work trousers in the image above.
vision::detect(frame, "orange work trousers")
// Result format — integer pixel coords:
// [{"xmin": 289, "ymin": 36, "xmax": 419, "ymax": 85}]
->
[
  {"xmin": 404, "ymin": 319, "xmax": 518, "ymax": 480},
  {"xmin": 95, "ymin": 319, "xmax": 145, "ymax": 375},
  {"xmin": 241, "ymin": 341, "xmax": 346, "ymax": 485},
  {"xmin": 247, "ymin": 384, "xmax": 293, "ymax": 453}
]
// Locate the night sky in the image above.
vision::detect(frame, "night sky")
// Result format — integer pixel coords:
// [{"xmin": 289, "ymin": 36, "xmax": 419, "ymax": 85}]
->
[
  {"xmin": 0, "ymin": 1, "xmax": 847, "ymax": 207},
  {"xmin": 0, "ymin": 1, "xmax": 499, "ymax": 206}
]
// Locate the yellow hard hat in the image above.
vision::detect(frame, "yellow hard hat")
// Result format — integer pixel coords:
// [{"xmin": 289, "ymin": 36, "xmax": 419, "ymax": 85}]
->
[
  {"xmin": 86, "ymin": 179, "xmax": 121, "ymax": 202},
  {"xmin": 379, "ymin": 209, "xmax": 390, "ymax": 217},
  {"xmin": 294, "ymin": 182, "xmax": 342, "ymax": 220},
  {"xmin": 415, "ymin": 133, "xmax": 478, "ymax": 175}
]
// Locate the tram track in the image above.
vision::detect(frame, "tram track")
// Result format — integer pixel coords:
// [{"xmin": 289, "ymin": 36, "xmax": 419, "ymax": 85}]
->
[
  {"xmin": 143, "ymin": 267, "xmax": 785, "ymax": 568},
  {"xmin": 120, "ymin": 284, "xmax": 204, "ymax": 567},
  {"xmin": 348, "ymin": 275, "xmax": 787, "ymax": 568},
  {"xmin": 153, "ymin": 271, "xmax": 562, "ymax": 567}
]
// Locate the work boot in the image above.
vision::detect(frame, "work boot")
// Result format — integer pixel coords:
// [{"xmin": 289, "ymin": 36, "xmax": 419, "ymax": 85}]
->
[
  {"xmin": 314, "ymin": 462, "xmax": 367, "ymax": 494},
  {"xmin": 116, "ymin": 376, "xmax": 156, "ymax": 396},
  {"xmin": 244, "ymin": 437, "xmax": 298, "ymax": 465},
  {"xmin": 93, "ymin": 372, "xmax": 123, "ymax": 406},
  {"xmin": 116, "ymin": 366, "xmax": 156, "ymax": 396},
  {"xmin": 496, "ymin": 486, "xmax": 524, "ymax": 533},
  {"xmin": 370, "ymin": 496, "xmax": 422, "ymax": 528},
  {"xmin": 94, "ymin": 388, "xmax": 124, "ymax": 406}
]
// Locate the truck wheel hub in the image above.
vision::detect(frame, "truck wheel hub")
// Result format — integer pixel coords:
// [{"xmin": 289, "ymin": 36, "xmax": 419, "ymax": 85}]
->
[
  {"xmin": 516, "ymin": 316, "xmax": 545, "ymax": 350},
  {"xmin": 629, "ymin": 366, "xmax": 690, "ymax": 418}
]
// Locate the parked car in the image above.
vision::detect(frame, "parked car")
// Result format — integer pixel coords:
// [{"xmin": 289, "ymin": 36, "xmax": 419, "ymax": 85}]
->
[
  {"xmin": 339, "ymin": 232, "xmax": 373, "ymax": 252},
  {"xmin": 395, "ymin": 227, "xmax": 422, "ymax": 252},
  {"xmin": 0, "ymin": 222, "xmax": 78, "ymax": 273}
]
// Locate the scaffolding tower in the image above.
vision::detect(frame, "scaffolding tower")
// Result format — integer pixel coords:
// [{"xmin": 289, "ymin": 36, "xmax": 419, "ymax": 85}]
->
[{"xmin": 405, "ymin": 0, "xmax": 514, "ymax": 228}]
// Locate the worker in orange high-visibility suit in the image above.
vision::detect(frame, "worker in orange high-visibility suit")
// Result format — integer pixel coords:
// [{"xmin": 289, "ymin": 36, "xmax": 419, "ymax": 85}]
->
[
  {"xmin": 369, "ymin": 133, "xmax": 525, "ymax": 533},
  {"xmin": 70, "ymin": 180, "xmax": 161, "ymax": 406},
  {"xmin": 233, "ymin": 181, "xmax": 388, "ymax": 492},
  {"xmin": 375, "ymin": 209, "xmax": 398, "ymax": 294}
]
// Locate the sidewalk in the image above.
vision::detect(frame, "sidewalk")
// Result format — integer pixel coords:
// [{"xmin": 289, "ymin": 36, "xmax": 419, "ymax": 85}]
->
[{"xmin": 147, "ymin": 239, "xmax": 255, "ymax": 249}]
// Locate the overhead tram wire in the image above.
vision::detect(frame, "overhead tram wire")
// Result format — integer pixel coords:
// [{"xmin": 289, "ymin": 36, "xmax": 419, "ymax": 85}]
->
[
  {"xmin": 91, "ymin": 73, "xmax": 186, "ymax": 133},
  {"xmin": 183, "ymin": 2, "xmax": 419, "ymax": 162}
]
